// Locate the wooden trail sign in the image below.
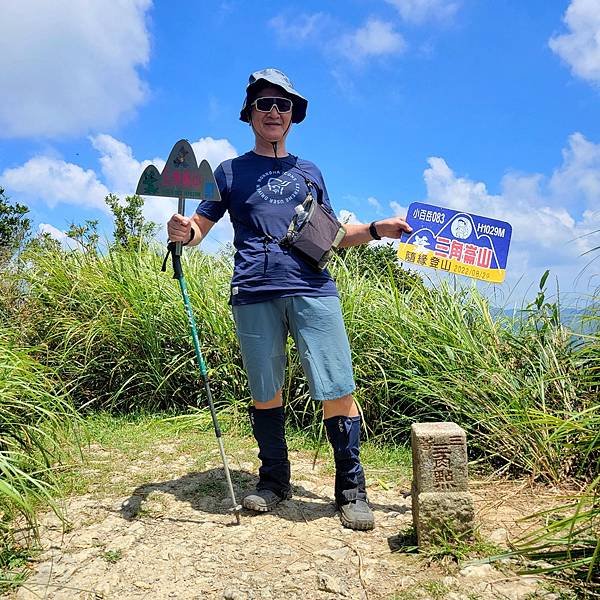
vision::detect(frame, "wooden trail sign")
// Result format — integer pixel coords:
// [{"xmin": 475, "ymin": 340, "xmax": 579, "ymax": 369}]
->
[{"xmin": 136, "ymin": 139, "xmax": 221, "ymax": 202}]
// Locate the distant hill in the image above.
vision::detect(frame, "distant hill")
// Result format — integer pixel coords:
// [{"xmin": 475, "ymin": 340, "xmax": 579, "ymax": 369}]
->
[{"xmin": 492, "ymin": 306, "xmax": 598, "ymax": 336}]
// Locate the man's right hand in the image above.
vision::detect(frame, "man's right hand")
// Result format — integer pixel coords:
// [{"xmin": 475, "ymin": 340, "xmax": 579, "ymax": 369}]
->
[{"xmin": 167, "ymin": 214, "xmax": 193, "ymax": 243}]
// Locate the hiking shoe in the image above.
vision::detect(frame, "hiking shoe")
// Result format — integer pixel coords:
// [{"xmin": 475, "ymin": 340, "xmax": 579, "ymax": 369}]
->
[
  {"xmin": 339, "ymin": 499, "xmax": 375, "ymax": 531},
  {"xmin": 242, "ymin": 488, "xmax": 291, "ymax": 512}
]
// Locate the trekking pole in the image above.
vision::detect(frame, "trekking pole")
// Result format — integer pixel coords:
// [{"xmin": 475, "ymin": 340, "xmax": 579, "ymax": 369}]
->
[
  {"xmin": 138, "ymin": 140, "xmax": 241, "ymax": 524},
  {"xmin": 163, "ymin": 200, "xmax": 242, "ymax": 525}
]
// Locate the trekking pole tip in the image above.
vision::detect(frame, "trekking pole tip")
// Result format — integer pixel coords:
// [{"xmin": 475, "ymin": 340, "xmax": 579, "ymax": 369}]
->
[{"xmin": 231, "ymin": 504, "xmax": 243, "ymax": 525}]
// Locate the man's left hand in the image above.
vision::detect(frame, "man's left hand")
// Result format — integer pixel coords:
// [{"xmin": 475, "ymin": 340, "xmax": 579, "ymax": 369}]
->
[{"xmin": 373, "ymin": 217, "xmax": 412, "ymax": 239}]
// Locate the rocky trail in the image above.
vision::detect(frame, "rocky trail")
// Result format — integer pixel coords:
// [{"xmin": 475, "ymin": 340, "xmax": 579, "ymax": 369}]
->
[{"xmin": 5, "ymin": 438, "xmax": 568, "ymax": 600}]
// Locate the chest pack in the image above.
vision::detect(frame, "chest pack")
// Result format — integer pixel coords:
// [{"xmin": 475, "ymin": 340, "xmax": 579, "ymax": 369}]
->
[
  {"xmin": 278, "ymin": 183, "xmax": 346, "ymax": 270},
  {"xmin": 224, "ymin": 160, "xmax": 346, "ymax": 271}
]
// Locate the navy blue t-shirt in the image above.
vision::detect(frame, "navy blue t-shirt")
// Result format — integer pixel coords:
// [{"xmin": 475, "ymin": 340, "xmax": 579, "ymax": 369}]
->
[{"xmin": 196, "ymin": 151, "xmax": 339, "ymax": 305}]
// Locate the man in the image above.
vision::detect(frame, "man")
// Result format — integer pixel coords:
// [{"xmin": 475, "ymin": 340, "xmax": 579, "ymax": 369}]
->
[{"xmin": 167, "ymin": 68, "xmax": 412, "ymax": 531}]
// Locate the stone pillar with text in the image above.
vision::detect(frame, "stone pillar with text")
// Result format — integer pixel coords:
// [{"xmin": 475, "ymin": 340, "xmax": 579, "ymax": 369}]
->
[{"xmin": 411, "ymin": 422, "xmax": 474, "ymax": 546}]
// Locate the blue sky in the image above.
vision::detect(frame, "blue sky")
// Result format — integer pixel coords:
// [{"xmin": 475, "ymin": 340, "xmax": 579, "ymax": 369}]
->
[{"xmin": 1, "ymin": 0, "xmax": 599, "ymax": 306}]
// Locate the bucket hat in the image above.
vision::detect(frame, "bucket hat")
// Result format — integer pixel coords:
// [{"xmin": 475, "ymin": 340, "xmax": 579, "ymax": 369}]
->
[{"xmin": 240, "ymin": 68, "xmax": 308, "ymax": 124}]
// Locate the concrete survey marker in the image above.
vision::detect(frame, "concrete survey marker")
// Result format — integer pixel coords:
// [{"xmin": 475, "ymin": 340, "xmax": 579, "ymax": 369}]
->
[{"xmin": 411, "ymin": 422, "xmax": 474, "ymax": 546}]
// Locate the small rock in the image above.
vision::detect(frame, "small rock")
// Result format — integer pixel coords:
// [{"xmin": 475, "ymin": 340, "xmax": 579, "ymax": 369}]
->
[
  {"xmin": 285, "ymin": 562, "xmax": 311, "ymax": 573},
  {"xmin": 473, "ymin": 580, "xmax": 493, "ymax": 595},
  {"xmin": 109, "ymin": 534, "xmax": 136, "ymax": 550},
  {"xmin": 223, "ymin": 590, "xmax": 244, "ymax": 600},
  {"xmin": 459, "ymin": 563, "xmax": 496, "ymax": 578},
  {"xmin": 491, "ymin": 580, "xmax": 541, "ymax": 600},
  {"xmin": 488, "ymin": 527, "xmax": 508, "ymax": 544},
  {"xmin": 317, "ymin": 573, "xmax": 345, "ymax": 595},
  {"xmin": 93, "ymin": 581, "xmax": 113, "ymax": 597},
  {"xmin": 315, "ymin": 547, "xmax": 350, "ymax": 561},
  {"xmin": 362, "ymin": 568, "xmax": 377, "ymax": 583}
]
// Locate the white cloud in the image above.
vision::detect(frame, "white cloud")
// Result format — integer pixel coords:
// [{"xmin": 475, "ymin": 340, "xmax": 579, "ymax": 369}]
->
[
  {"xmin": 38, "ymin": 223, "xmax": 81, "ymax": 250},
  {"xmin": 385, "ymin": 0, "xmax": 460, "ymax": 24},
  {"xmin": 423, "ymin": 155, "xmax": 595, "ymax": 258},
  {"xmin": 1, "ymin": 135, "xmax": 239, "ymax": 251},
  {"xmin": 367, "ymin": 196, "xmax": 382, "ymax": 212},
  {"xmin": 90, "ymin": 134, "xmax": 165, "ymax": 196},
  {"xmin": 338, "ymin": 18, "xmax": 406, "ymax": 63},
  {"xmin": 269, "ymin": 13, "xmax": 327, "ymax": 42},
  {"xmin": 191, "ymin": 138, "xmax": 238, "ymax": 171},
  {"xmin": 0, "ymin": 0, "xmax": 152, "ymax": 138},
  {"xmin": 39, "ymin": 223, "xmax": 68, "ymax": 241},
  {"xmin": 346, "ymin": 134, "xmax": 600, "ymax": 298},
  {"xmin": 269, "ymin": 13, "xmax": 407, "ymax": 70},
  {"xmin": 549, "ymin": 132, "xmax": 600, "ymax": 209},
  {"xmin": 339, "ymin": 209, "xmax": 362, "ymax": 225},
  {"xmin": 1, "ymin": 157, "xmax": 110, "ymax": 211},
  {"xmin": 390, "ymin": 201, "xmax": 409, "ymax": 216},
  {"xmin": 549, "ymin": 0, "xmax": 600, "ymax": 85}
]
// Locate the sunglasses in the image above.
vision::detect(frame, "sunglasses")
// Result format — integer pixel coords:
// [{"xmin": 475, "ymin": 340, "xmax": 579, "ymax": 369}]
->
[{"xmin": 251, "ymin": 97, "xmax": 293, "ymax": 114}]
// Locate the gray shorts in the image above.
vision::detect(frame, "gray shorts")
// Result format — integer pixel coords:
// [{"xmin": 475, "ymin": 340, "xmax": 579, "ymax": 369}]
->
[{"xmin": 232, "ymin": 296, "xmax": 356, "ymax": 402}]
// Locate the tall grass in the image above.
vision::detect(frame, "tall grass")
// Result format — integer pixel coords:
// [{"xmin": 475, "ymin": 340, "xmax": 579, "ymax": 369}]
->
[
  {"xmin": 16, "ymin": 244, "xmax": 598, "ymax": 481},
  {"xmin": 507, "ymin": 475, "xmax": 599, "ymax": 592},
  {"xmin": 0, "ymin": 326, "xmax": 81, "ymax": 579},
  {"xmin": 20, "ymin": 245, "xmax": 246, "ymax": 412},
  {"xmin": 335, "ymin": 252, "xmax": 598, "ymax": 480}
]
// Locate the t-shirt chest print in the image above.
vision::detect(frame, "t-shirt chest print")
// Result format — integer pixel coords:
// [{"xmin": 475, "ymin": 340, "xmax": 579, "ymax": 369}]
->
[{"xmin": 255, "ymin": 169, "xmax": 301, "ymax": 205}]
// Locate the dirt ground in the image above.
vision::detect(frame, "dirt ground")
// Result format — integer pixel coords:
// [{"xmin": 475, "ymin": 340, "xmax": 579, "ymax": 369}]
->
[{"xmin": 4, "ymin": 441, "xmax": 571, "ymax": 600}]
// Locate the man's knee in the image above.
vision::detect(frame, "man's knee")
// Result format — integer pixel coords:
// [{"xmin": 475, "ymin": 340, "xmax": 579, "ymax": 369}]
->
[
  {"xmin": 322, "ymin": 394, "xmax": 359, "ymax": 419},
  {"xmin": 254, "ymin": 389, "xmax": 283, "ymax": 409}
]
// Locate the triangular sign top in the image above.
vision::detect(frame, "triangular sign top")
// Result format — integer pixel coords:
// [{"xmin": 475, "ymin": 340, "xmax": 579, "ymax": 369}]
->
[{"xmin": 135, "ymin": 139, "xmax": 221, "ymax": 202}]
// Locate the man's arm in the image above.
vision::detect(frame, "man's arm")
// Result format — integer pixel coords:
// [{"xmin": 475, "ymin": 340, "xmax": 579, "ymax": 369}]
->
[
  {"xmin": 166, "ymin": 212, "xmax": 215, "ymax": 247},
  {"xmin": 338, "ymin": 216, "xmax": 412, "ymax": 248}
]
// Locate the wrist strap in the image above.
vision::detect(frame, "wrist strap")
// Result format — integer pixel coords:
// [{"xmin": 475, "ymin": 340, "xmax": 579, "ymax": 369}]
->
[
  {"xmin": 369, "ymin": 221, "xmax": 381, "ymax": 240},
  {"xmin": 183, "ymin": 227, "xmax": 196, "ymax": 246}
]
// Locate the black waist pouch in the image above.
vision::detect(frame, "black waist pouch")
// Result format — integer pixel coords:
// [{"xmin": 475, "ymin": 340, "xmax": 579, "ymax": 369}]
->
[{"xmin": 280, "ymin": 192, "xmax": 346, "ymax": 271}]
